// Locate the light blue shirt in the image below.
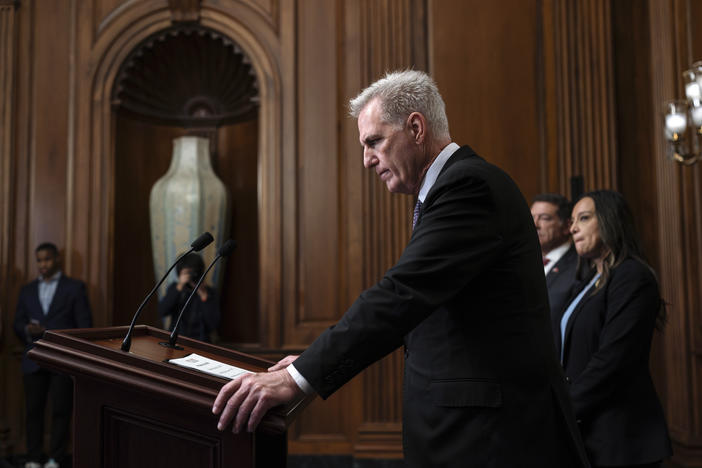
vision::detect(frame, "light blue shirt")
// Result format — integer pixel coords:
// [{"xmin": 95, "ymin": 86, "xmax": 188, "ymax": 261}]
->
[
  {"xmin": 38, "ymin": 271, "xmax": 62, "ymax": 315},
  {"xmin": 560, "ymin": 272, "xmax": 600, "ymax": 363}
]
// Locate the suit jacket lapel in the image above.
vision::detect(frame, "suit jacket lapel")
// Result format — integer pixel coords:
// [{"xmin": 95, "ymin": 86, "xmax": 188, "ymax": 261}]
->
[
  {"xmin": 545, "ymin": 245, "xmax": 575, "ymax": 286},
  {"xmin": 545, "ymin": 269, "xmax": 557, "ymax": 287},
  {"xmin": 413, "ymin": 146, "xmax": 477, "ymax": 231},
  {"xmin": 45, "ymin": 276, "xmax": 67, "ymax": 319},
  {"xmin": 421, "ymin": 145, "xmax": 477, "ymax": 211},
  {"xmin": 434, "ymin": 145, "xmax": 477, "ymax": 179},
  {"xmin": 28, "ymin": 280, "xmax": 44, "ymax": 319}
]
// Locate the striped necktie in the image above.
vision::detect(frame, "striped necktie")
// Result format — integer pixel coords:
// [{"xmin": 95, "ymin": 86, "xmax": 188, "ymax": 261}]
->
[{"xmin": 412, "ymin": 199, "xmax": 422, "ymax": 229}]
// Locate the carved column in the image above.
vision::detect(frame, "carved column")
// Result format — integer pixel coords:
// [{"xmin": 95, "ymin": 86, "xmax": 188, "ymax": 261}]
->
[{"xmin": 544, "ymin": 0, "xmax": 618, "ymax": 194}]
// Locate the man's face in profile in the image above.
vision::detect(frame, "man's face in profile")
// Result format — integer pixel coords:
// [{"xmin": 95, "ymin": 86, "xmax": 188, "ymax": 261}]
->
[
  {"xmin": 531, "ymin": 201, "xmax": 570, "ymax": 254},
  {"xmin": 36, "ymin": 249, "xmax": 59, "ymax": 278},
  {"xmin": 357, "ymin": 98, "xmax": 424, "ymax": 195}
]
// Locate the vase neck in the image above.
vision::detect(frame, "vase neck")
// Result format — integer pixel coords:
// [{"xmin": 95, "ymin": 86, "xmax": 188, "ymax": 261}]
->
[{"xmin": 171, "ymin": 137, "xmax": 213, "ymax": 172}]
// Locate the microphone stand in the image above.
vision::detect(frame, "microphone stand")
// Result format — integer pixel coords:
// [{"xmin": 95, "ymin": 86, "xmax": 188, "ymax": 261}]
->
[
  {"xmin": 121, "ymin": 232, "xmax": 213, "ymax": 352},
  {"xmin": 161, "ymin": 239, "xmax": 236, "ymax": 349}
]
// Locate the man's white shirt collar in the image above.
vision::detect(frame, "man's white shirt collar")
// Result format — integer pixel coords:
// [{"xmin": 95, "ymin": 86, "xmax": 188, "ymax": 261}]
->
[
  {"xmin": 417, "ymin": 142, "xmax": 460, "ymax": 202},
  {"xmin": 544, "ymin": 242, "xmax": 572, "ymax": 275}
]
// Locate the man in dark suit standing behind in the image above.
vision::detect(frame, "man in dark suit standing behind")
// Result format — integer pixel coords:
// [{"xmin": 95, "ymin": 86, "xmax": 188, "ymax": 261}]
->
[
  {"xmin": 212, "ymin": 71, "xmax": 589, "ymax": 467},
  {"xmin": 14, "ymin": 242, "xmax": 92, "ymax": 468},
  {"xmin": 531, "ymin": 193, "xmax": 578, "ymax": 324}
]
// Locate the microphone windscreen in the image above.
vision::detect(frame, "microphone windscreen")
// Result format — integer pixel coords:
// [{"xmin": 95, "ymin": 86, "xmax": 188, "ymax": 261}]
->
[
  {"xmin": 218, "ymin": 239, "xmax": 237, "ymax": 257},
  {"xmin": 191, "ymin": 232, "xmax": 214, "ymax": 251}
]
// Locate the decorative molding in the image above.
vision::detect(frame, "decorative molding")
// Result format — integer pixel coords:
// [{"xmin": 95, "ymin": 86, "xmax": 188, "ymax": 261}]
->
[
  {"xmin": 111, "ymin": 25, "xmax": 259, "ymax": 127},
  {"xmin": 238, "ymin": 0, "xmax": 280, "ymax": 34},
  {"xmin": 168, "ymin": 0, "xmax": 201, "ymax": 23},
  {"xmin": 354, "ymin": 422, "xmax": 403, "ymax": 458}
]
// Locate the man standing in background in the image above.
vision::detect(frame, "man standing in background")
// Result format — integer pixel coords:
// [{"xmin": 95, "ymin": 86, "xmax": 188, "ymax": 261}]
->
[
  {"xmin": 14, "ymin": 243, "xmax": 92, "ymax": 468},
  {"xmin": 531, "ymin": 193, "xmax": 578, "ymax": 325}
]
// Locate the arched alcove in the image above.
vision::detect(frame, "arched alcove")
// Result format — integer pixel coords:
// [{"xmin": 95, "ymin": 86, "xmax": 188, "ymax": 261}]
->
[
  {"xmin": 72, "ymin": 4, "xmax": 284, "ymax": 348},
  {"xmin": 110, "ymin": 25, "xmax": 261, "ymax": 344}
]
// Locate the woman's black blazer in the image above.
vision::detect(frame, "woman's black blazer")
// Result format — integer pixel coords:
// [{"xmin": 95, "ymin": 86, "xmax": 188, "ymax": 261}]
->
[{"xmin": 560, "ymin": 257, "xmax": 672, "ymax": 466}]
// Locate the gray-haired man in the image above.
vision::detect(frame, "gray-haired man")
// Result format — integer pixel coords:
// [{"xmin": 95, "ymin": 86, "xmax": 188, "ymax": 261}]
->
[{"xmin": 213, "ymin": 70, "xmax": 589, "ymax": 468}]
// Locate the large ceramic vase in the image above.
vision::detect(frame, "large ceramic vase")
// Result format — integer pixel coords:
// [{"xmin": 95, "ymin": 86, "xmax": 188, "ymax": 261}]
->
[{"xmin": 150, "ymin": 136, "xmax": 230, "ymax": 297}]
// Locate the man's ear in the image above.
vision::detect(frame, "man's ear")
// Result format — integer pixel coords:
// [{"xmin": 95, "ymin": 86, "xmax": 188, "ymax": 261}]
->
[{"xmin": 407, "ymin": 112, "xmax": 426, "ymax": 144}]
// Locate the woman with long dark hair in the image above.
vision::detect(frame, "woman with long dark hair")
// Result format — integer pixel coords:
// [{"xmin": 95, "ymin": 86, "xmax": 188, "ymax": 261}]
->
[{"xmin": 559, "ymin": 190, "xmax": 671, "ymax": 468}]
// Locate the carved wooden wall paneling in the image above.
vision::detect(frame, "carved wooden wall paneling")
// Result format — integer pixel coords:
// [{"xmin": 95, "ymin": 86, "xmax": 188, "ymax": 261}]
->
[
  {"xmin": 0, "ymin": 0, "xmax": 19, "ymax": 454},
  {"xmin": 287, "ymin": 0, "xmax": 339, "ymax": 338},
  {"xmin": 678, "ymin": 5, "xmax": 702, "ymax": 452},
  {"xmin": 5, "ymin": 0, "xmax": 32, "ymax": 451},
  {"xmin": 643, "ymin": 0, "xmax": 688, "ymax": 440},
  {"xmin": 0, "ymin": 0, "xmax": 17, "ymax": 327},
  {"xmin": 612, "ymin": 0, "xmax": 702, "ymax": 465},
  {"xmin": 650, "ymin": 0, "xmax": 702, "ymax": 464},
  {"xmin": 610, "ymin": 0, "xmax": 660, "ymax": 270},
  {"xmin": 23, "ymin": 0, "xmax": 71, "ymax": 258},
  {"xmin": 352, "ymin": 0, "xmax": 428, "ymax": 457},
  {"xmin": 429, "ymin": 0, "xmax": 546, "ymax": 200},
  {"xmin": 2, "ymin": 0, "xmax": 75, "ymax": 454},
  {"xmin": 284, "ymin": 0, "xmax": 354, "ymax": 453},
  {"xmin": 550, "ymin": 0, "xmax": 618, "ymax": 194}
]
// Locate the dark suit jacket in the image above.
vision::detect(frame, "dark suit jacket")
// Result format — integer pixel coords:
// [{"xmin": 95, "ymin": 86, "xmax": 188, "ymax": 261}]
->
[
  {"xmin": 14, "ymin": 274, "xmax": 93, "ymax": 373},
  {"xmin": 294, "ymin": 146, "xmax": 589, "ymax": 467},
  {"xmin": 559, "ymin": 258, "xmax": 672, "ymax": 466},
  {"xmin": 546, "ymin": 244, "xmax": 578, "ymax": 334}
]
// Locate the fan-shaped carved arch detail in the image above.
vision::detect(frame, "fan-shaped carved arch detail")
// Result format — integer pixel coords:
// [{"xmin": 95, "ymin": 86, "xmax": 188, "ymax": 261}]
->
[{"xmin": 112, "ymin": 26, "xmax": 259, "ymax": 127}]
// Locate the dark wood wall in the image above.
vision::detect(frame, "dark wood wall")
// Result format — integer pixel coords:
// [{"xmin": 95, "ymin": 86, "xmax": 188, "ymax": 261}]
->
[{"xmin": 1, "ymin": 0, "xmax": 702, "ymax": 465}]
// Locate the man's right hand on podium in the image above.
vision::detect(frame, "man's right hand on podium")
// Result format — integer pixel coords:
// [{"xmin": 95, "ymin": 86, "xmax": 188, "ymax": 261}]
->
[{"xmin": 212, "ymin": 355, "xmax": 305, "ymax": 434}]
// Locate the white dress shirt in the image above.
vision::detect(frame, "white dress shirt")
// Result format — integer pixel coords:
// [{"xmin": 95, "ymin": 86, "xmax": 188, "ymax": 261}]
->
[
  {"xmin": 38, "ymin": 271, "xmax": 62, "ymax": 315},
  {"xmin": 544, "ymin": 242, "xmax": 572, "ymax": 275}
]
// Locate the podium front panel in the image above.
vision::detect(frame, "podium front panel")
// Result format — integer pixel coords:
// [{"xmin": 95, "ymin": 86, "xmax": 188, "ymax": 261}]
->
[{"xmin": 28, "ymin": 326, "xmax": 295, "ymax": 468}]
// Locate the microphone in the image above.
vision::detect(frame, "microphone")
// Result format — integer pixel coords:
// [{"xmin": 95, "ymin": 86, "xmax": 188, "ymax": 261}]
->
[
  {"xmin": 121, "ymin": 232, "xmax": 214, "ymax": 352},
  {"xmin": 160, "ymin": 239, "xmax": 237, "ymax": 349}
]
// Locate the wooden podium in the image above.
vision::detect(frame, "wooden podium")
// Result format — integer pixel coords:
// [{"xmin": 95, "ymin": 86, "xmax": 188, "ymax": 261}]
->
[{"xmin": 27, "ymin": 326, "xmax": 308, "ymax": 468}]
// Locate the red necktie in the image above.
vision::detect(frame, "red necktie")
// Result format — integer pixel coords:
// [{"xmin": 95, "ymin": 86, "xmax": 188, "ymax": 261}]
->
[{"xmin": 543, "ymin": 257, "xmax": 551, "ymax": 266}]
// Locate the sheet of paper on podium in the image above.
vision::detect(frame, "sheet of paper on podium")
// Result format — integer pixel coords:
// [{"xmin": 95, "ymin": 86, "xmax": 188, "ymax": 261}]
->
[{"xmin": 169, "ymin": 353, "xmax": 252, "ymax": 380}]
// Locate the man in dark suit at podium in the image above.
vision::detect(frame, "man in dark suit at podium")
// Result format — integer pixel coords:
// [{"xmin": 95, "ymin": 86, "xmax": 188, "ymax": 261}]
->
[
  {"xmin": 14, "ymin": 242, "xmax": 92, "ymax": 468},
  {"xmin": 213, "ymin": 71, "xmax": 589, "ymax": 467},
  {"xmin": 531, "ymin": 193, "xmax": 578, "ymax": 327}
]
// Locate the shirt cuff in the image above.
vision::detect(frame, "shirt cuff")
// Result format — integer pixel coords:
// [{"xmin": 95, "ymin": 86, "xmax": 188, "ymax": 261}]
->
[{"xmin": 286, "ymin": 363, "xmax": 315, "ymax": 395}]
